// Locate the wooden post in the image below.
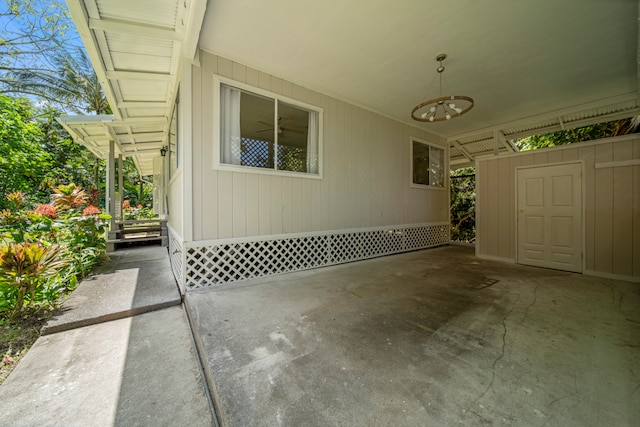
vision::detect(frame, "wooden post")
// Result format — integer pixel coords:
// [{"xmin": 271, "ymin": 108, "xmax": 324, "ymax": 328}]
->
[
  {"xmin": 107, "ymin": 140, "xmax": 116, "ymax": 233},
  {"xmin": 118, "ymin": 154, "xmax": 124, "ymax": 222}
]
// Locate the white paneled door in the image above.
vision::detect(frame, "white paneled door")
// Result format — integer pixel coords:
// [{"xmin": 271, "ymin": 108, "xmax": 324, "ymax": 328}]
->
[{"xmin": 517, "ymin": 163, "xmax": 583, "ymax": 272}]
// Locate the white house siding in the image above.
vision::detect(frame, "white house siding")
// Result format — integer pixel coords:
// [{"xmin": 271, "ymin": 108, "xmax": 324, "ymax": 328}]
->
[
  {"xmin": 182, "ymin": 51, "xmax": 449, "ymax": 288},
  {"xmin": 167, "ymin": 170, "xmax": 184, "ymax": 289},
  {"xmin": 476, "ymin": 135, "xmax": 640, "ymax": 282},
  {"xmin": 168, "ymin": 171, "xmax": 183, "ymax": 236},
  {"xmin": 192, "ymin": 51, "xmax": 447, "ymax": 240}
]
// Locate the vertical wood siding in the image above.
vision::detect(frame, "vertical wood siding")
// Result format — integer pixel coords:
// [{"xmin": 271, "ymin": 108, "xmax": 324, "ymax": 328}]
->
[
  {"xmin": 167, "ymin": 172, "xmax": 183, "ymax": 236},
  {"xmin": 476, "ymin": 137, "xmax": 640, "ymax": 281},
  {"xmin": 191, "ymin": 51, "xmax": 447, "ymax": 241}
]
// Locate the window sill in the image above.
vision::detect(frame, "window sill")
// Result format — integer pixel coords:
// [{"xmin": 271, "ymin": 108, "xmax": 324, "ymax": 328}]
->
[
  {"xmin": 410, "ymin": 183, "xmax": 446, "ymax": 190},
  {"xmin": 213, "ymin": 163, "xmax": 323, "ymax": 180}
]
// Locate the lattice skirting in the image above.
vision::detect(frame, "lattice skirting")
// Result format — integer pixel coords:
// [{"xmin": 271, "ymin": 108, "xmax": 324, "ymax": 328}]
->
[{"xmin": 181, "ymin": 223, "xmax": 449, "ymax": 290}]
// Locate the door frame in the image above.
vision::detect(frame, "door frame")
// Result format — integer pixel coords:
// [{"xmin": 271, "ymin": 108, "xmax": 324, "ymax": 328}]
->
[{"xmin": 514, "ymin": 160, "xmax": 586, "ymax": 273}]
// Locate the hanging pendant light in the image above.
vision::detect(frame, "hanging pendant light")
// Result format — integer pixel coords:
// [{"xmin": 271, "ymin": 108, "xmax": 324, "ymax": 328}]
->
[{"xmin": 411, "ymin": 54, "xmax": 474, "ymax": 122}]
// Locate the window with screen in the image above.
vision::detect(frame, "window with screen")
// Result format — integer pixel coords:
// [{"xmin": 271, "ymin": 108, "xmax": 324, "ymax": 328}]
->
[{"xmin": 217, "ymin": 80, "xmax": 321, "ymax": 176}]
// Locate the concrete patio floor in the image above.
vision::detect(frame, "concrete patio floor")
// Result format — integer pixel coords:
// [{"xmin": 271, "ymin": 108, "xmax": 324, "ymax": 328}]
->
[{"xmin": 186, "ymin": 245, "xmax": 640, "ymax": 427}]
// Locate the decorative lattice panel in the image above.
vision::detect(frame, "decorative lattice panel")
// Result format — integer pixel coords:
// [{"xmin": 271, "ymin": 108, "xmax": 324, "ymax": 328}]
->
[
  {"xmin": 168, "ymin": 226, "xmax": 183, "ymax": 287},
  {"xmin": 239, "ymin": 137, "xmax": 273, "ymax": 168},
  {"xmin": 184, "ymin": 224, "xmax": 450, "ymax": 289}
]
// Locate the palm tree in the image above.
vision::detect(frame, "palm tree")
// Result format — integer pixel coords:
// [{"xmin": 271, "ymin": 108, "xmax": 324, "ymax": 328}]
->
[{"xmin": 5, "ymin": 45, "xmax": 111, "ymax": 114}]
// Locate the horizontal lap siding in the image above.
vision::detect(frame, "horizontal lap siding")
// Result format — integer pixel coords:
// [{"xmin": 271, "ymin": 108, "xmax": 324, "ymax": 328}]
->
[
  {"xmin": 192, "ymin": 51, "xmax": 447, "ymax": 241},
  {"xmin": 476, "ymin": 137, "xmax": 640, "ymax": 280}
]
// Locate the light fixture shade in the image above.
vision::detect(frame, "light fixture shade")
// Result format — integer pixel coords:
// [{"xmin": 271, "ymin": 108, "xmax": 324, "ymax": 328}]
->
[
  {"xmin": 411, "ymin": 54, "xmax": 474, "ymax": 123},
  {"xmin": 411, "ymin": 95, "xmax": 474, "ymax": 122}
]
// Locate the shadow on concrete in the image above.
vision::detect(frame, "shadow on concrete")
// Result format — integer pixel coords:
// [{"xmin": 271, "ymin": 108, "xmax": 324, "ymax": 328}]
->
[
  {"xmin": 41, "ymin": 247, "xmax": 181, "ymax": 335},
  {"xmin": 186, "ymin": 245, "xmax": 640, "ymax": 427},
  {"xmin": 0, "ymin": 246, "xmax": 214, "ymax": 426}
]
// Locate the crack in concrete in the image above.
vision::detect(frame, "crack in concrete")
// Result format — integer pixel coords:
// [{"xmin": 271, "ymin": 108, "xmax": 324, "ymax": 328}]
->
[
  {"xmin": 547, "ymin": 370, "xmax": 578, "ymax": 409},
  {"xmin": 468, "ymin": 408, "xmax": 490, "ymax": 424},
  {"xmin": 520, "ymin": 282, "xmax": 540, "ymax": 324},
  {"xmin": 470, "ymin": 294, "xmax": 519, "ymax": 405},
  {"xmin": 630, "ymin": 368, "xmax": 640, "ymax": 397},
  {"xmin": 604, "ymin": 283, "xmax": 623, "ymax": 311}
]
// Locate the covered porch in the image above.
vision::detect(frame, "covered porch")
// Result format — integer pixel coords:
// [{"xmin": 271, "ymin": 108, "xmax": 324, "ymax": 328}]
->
[
  {"xmin": 35, "ymin": 1, "xmax": 640, "ymax": 425},
  {"xmin": 57, "ymin": 0, "xmax": 640, "ymax": 289}
]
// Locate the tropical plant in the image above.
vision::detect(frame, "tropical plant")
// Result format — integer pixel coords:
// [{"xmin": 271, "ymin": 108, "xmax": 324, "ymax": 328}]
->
[
  {"xmin": 0, "ymin": 185, "xmax": 110, "ymax": 315},
  {"xmin": 7, "ymin": 47, "xmax": 111, "ymax": 114},
  {"xmin": 51, "ymin": 183, "xmax": 87, "ymax": 211},
  {"xmin": 0, "ymin": 242, "xmax": 68, "ymax": 317}
]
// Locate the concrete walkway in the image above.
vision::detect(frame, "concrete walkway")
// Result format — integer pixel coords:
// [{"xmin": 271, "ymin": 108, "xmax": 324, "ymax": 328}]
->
[{"xmin": 0, "ymin": 246, "xmax": 215, "ymax": 427}]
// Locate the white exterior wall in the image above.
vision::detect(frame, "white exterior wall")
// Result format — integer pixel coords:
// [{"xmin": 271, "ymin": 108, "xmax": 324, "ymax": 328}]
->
[
  {"xmin": 476, "ymin": 135, "xmax": 640, "ymax": 282},
  {"xmin": 167, "ymin": 171, "xmax": 183, "ymax": 236},
  {"xmin": 191, "ymin": 51, "xmax": 448, "ymax": 241}
]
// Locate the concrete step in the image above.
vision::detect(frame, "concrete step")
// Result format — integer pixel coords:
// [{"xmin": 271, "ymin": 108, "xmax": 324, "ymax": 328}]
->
[
  {"xmin": 0, "ymin": 306, "xmax": 214, "ymax": 426},
  {"xmin": 42, "ymin": 247, "xmax": 180, "ymax": 335}
]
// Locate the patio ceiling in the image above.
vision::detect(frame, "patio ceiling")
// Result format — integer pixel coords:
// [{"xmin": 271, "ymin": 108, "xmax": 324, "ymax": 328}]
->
[
  {"xmin": 61, "ymin": 0, "xmax": 639, "ymax": 173},
  {"xmin": 59, "ymin": 0, "xmax": 207, "ymax": 175}
]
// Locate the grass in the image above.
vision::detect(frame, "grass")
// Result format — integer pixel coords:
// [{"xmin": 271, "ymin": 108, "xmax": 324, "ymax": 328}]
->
[{"xmin": 0, "ymin": 305, "xmax": 57, "ymax": 385}]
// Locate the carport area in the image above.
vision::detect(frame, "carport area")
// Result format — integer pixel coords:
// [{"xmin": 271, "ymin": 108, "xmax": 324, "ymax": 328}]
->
[{"xmin": 185, "ymin": 246, "xmax": 640, "ymax": 426}]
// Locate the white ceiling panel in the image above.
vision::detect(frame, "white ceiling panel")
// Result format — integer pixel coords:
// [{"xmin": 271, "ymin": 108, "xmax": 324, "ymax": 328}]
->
[
  {"xmin": 63, "ymin": 0, "xmax": 206, "ymax": 175},
  {"xmin": 95, "ymin": 0, "xmax": 178, "ymax": 28}
]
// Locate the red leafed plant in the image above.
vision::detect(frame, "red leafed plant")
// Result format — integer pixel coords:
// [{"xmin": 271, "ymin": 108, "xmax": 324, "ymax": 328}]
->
[
  {"xmin": 33, "ymin": 204, "xmax": 57, "ymax": 218},
  {"xmin": 51, "ymin": 184, "xmax": 87, "ymax": 211},
  {"xmin": 81, "ymin": 205, "xmax": 101, "ymax": 216},
  {"xmin": 0, "ymin": 242, "xmax": 68, "ymax": 317}
]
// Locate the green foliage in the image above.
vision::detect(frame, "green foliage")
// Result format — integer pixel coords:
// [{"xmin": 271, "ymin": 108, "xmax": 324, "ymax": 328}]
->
[
  {"xmin": 0, "ymin": 95, "xmax": 104, "ymax": 208},
  {"xmin": 37, "ymin": 106, "xmax": 105, "ymax": 193},
  {"xmin": 123, "ymin": 204, "xmax": 155, "ymax": 221},
  {"xmin": 0, "ymin": 95, "xmax": 51, "ymax": 206},
  {"xmin": 450, "ymin": 168, "xmax": 476, "ymax": 242},
  {"xmin": 515, "ymin": 118, "xmax": 638, "ymax": 151},
  {"xmin": 0, "ymin": 184, "xmax": 110, "ymax": 315},
  {"xmin": 0, "ymin": 242, "xmax": 67, "ymax": 317},
  {"xmin": 120, "ymin": 159, "xmax": 153, "ymax": 208}
]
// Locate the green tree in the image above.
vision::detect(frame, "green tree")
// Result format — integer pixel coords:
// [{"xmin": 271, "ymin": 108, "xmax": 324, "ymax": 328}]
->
[
  {"xmin": 0, "ymin": 94, "xmax": 52, "ymax": 207},
  {"xmin": 36, "ymin": 106, "xmax": 104, "ymax": 191},
  {"xmin": 515, "ymin": 118, "xmax": 638, "ymax": 151},
  {"xmin": 0, "ymin": 0, "xmax": 74, "ymax": 96},
  {"xmin": 0, "ymin": 94, "xmax": 108, "ymax": 208},
  {"xmin": 450, "ymin": 167, "xmax": 476, "ymax": 242},
  {"xmin": 9, "ymin": 47, "xmax": 111, "ymax": 114}
]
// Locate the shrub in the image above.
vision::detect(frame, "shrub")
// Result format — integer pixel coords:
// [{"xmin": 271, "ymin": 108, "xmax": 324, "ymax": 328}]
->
[
  {"xmin": 0, "ymin": 184, "xmax": 110, "ymax": 315},
  {"xmin": 0, "ymin": 242, "xmax": 68, "ymax": 317}
]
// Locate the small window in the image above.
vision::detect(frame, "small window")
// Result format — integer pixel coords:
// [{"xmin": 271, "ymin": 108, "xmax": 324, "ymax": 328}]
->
[
  {"xmin": 218, "ymin": 81, "xmax": 321, "ymax": 175},
  {"xmin": 411, "ymin": 138, "xmax": 444, "ymax": 187}
]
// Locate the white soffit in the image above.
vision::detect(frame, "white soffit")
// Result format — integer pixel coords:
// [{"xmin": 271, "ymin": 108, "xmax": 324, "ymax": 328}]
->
[{"xmin": 63, "ymin": 0, "xmax": 207, "ymax": 175}]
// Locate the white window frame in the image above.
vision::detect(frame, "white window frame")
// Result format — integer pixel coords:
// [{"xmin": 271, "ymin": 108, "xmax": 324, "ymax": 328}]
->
[
  {"xmin": 213, "ymin": 75, "xmax": 323, "ymax": 179},
  {"xmin": 410, "ymin": 137, "xmax": 446, "ymax": 190}
]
